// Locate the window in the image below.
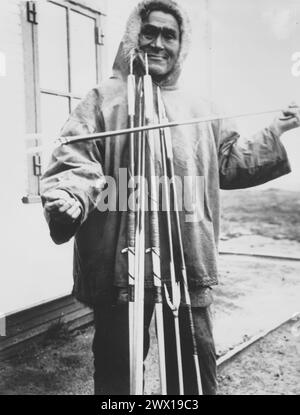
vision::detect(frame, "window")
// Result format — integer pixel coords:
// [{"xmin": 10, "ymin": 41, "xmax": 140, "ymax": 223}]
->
[{"xmin": 22, "ymin": 0, "xmax": 105, "ymax": 203}]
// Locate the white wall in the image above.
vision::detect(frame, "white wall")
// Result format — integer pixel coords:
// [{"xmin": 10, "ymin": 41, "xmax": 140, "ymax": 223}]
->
[{"xmin": 0, "ymin": 1, "xmax": 73, "ymax": 315}]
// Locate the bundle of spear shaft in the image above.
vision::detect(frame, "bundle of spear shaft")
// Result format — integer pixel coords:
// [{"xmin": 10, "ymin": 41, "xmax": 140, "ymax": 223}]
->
[{"xmin": 123, "ymin": 52, "xmax": 203, "ymax": 395}]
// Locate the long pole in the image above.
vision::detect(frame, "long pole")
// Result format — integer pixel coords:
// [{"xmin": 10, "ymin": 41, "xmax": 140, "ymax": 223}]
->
[
  {"xmin": 143, "ymin": 55, "xmax": 167, "ymax": 395},
  {"xmin": 156, "ymin": 95, "xmax": 184, "ymax": 394},
  {"xmin": 24, "ymin": 108, "xmax": 282, "ymax": 154},
  {"xmin": 26, "ymin": 108, "xmax": 286, "ymax": 155},
  {"xmin": 157, "ymin": 87, "xmax": 203, "ymax": 395},
  {"xmin": 132, "ymin": 79, "xmax": 146, "ymax": 395},
  {"xmin": 121, "ymin": 52, "xmax": 136, "ymax": 395}
]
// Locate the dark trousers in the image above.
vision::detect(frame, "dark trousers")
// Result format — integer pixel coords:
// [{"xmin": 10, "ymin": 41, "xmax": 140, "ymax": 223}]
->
[{"xmin": 93, "ymin": 298, "xmax": 217, "ymax": 395}]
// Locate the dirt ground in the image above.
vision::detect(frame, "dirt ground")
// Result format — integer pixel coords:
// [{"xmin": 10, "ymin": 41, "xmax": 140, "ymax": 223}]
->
[
  {"xmin": 218, "ymin": 318, "xmax": 300, "ymax": 395},
  {"xmin": 220, "ymin": 188, "xmax": 300, "ymax": 242},
  {"xmin": 0, "ymin": 188, "xmax": 300, "ymax": 395},
  {"xmin": 1, "ymin": 316, "xmax": 299, "ymax": 395}
]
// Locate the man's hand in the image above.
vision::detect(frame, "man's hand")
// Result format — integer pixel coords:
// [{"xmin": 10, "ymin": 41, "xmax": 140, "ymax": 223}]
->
[
  {"xmin": 271, "ymin": 103, "xmax": 300, "ymax": 136},
  {"xmin": 44, "ymin": 190, "xmax": 82, "ymax": 224}
]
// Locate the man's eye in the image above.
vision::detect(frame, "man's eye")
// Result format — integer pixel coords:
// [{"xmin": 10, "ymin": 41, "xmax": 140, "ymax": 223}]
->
[
  {"xmin": 143, "ymin": 33, "xmax": 154, "ymax": 40},
  {"xmin": 141, "ymin": 27, "xmax": 156, "ymax": 39},
  {"xmin": 162, "ymin": 30, "xmax": 176, "ymax": 40}
]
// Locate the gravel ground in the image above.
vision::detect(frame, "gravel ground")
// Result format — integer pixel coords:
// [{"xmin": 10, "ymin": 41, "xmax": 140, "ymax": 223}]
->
[
  {"xmin": 1, "ymin": 316, "xmax": 299, "ymax": 395},
  {"xmin": 218, "ymin": 319, "xmax": 300, "ymax": 395}
]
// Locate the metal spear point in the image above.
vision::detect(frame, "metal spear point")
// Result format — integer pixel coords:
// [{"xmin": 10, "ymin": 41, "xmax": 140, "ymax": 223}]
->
[{"xmin": 164, "ymin": 282, "xmax": 181, "ymax": 318}]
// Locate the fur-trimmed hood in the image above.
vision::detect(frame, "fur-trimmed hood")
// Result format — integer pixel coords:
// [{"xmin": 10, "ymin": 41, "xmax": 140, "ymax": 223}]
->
[{"xmin": 112, "ymin": 0, "xmax": 191, "ymax": 88}]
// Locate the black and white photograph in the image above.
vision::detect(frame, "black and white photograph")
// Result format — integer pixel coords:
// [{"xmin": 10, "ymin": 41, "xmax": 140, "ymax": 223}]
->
[{"xmin": 0, "ymin": 0, "xmax": 300, "ymax": 397}]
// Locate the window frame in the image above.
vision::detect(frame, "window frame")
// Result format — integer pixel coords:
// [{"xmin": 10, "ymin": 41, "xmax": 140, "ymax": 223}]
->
[{"xmin": 22, "ymin": 0, "xmax": 105, "ymax": 204}]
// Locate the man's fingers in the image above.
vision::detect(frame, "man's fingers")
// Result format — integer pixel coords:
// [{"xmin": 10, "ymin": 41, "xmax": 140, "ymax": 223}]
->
[
  {"xmin": 45, "ymin": 197, "xmax": 81, "ymax": 220},
  {"xmin": 58, "ymin": 202, "xmax": 72, "ymax": 213},
  {"xmin": 43, "ymin": 190, "xmax": 71, "ymax": 202},
  {"xmin": 58, "ymin": 198, "xmax": 76, "ymax": 213},
  {"xmin": 43, "ymin": 192, "xmax": 81, "ymax": 223},
  {"xmin": 283, "ymin": 109, "xmax": 298, "ymax": 117},
  {"xmin": 44, "ymin": 200, "xmax": 65, "ymax": 212},
  {"xmin": 70, "ymin": 207, "xmax": 82, "ymax": 220},
  {"xmin": 45, "ymin": 194, "xmax": 65, "ymax": 202},
  {"xmin": 46, "ymin": 199, "xmax": 74, "ymax": 213},
  {"xmin": 65, "ymin": 201, "xmax": 81, "ymax": 218},
  {"xmin": 51, "ymin": 205, "xmax": 81, "ymax": 223},
  {"xmin": 281, "ymin": 106, "xmax": 300, "ymax": 123},
  {"xmin": 279, "ymin": 115, "xmax": 294, "ymax": 121}
]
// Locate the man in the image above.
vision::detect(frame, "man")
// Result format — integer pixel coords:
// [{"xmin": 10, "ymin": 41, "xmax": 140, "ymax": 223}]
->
[{"xmin": 41, "ymin": 0, "xmax": 300, "ymax": 395}]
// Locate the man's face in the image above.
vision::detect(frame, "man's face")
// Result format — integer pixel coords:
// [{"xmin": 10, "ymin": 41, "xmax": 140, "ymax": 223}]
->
[{"xmin": 139, "ymin": 11, "xmax": 181, "ymax": 80}]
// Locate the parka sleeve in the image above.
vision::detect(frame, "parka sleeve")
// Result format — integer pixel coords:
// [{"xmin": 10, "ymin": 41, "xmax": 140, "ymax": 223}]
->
[
  {"xmin": 214, "ymin": 116, "xmax": 291, "ymax": 189},
  {"xmin": 40, "ymin": 88, "xmax": 107, "ymax": 244}
]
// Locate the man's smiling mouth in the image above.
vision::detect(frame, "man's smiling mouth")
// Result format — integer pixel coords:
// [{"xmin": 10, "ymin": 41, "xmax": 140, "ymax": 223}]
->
[{"xmin": 147, "ymin": 54, "xmax": 168, "ymax": 61}]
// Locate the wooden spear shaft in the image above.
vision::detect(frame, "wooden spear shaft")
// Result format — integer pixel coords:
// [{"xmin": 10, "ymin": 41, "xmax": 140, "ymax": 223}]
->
[
  {"xmin": 122, "ymin": 57, "xmax": 136, "ymax": 394},
  {"xmin": 143, "ymin": 55, "xmax": 167, "ymax": 395},
  {"xmin": 157, "ymin": 87, "xmax": 203, "ymax": 395},
  {"xmin": 56, "ymin": 108, "xmax": 282, "ymax": 145},
  {"xmin": 27, "ymin": 108, "xmax": 284, "ymax": 155},
  {"xmin": 132, "ymin": 80, "xmax": 146, "ymax": 395},
  {"xmin": 146, "ymin": 133, "xmax": 167, "ymax": 395},
  {"xmin": 156, "ymin": 92, "xmax": 184, "ymax": 395},
  {"xmin": 159, "ymin": 125, "xmax": 184, "ymax": 395}
]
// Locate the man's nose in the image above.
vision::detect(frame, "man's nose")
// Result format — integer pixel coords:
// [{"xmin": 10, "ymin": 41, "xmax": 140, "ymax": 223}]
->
[{"xmin": 151, "ymin": 34, "xmax": 164, "ymax": 50}]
